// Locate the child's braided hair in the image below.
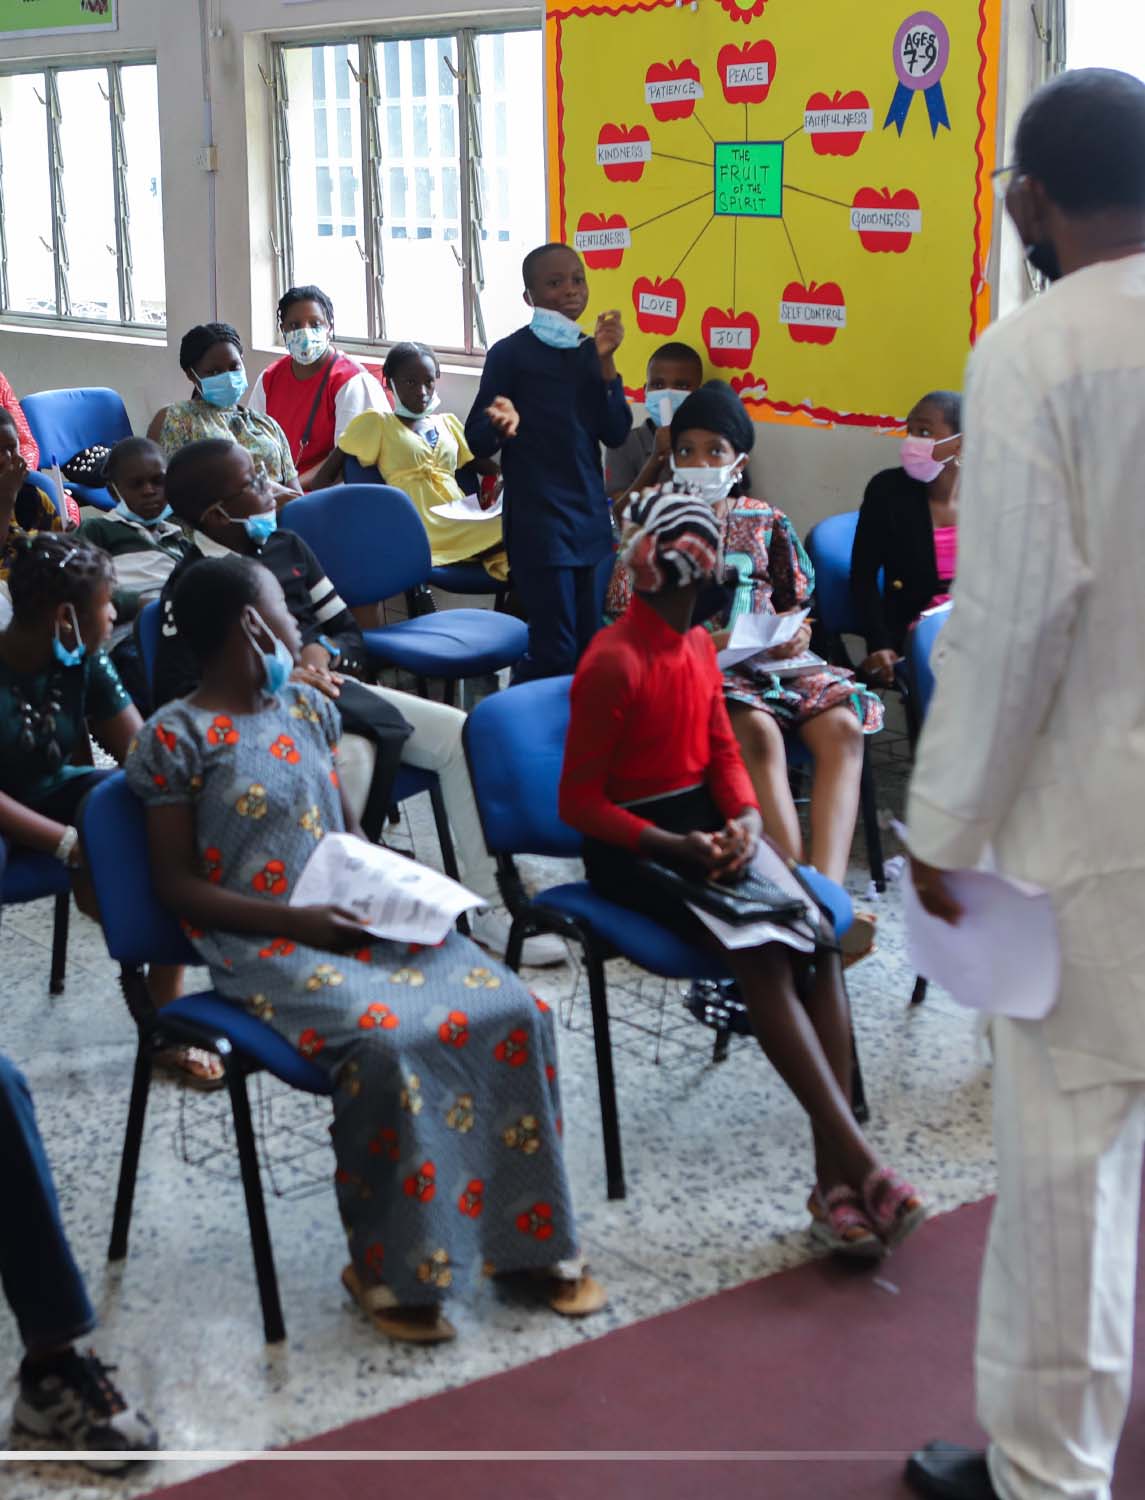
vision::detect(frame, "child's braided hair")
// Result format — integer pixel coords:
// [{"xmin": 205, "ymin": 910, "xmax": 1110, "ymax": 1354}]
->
[{"xmin": 7, "ymin": 533, "xmax": 114, "ymax": 622}]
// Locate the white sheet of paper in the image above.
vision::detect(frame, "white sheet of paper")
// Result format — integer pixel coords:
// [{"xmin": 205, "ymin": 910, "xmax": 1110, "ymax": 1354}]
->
[
  {"xmin": 902, "ymin": 865, "xmax": 1060, "ymax": 1020},
  {"xmin": 429, "ymin": 493, "xmax": 503, "ymax": 522},
  {"xmin": 290, "ymin": 833, "xmax": 486, "ymax": 946},
  {"xmin": 716, "ymin": 608, "xmax": 810, "ymax": 670},
  {"xmin": 685, "ymin": 841, "xmax": 819, "ymax": 954}
]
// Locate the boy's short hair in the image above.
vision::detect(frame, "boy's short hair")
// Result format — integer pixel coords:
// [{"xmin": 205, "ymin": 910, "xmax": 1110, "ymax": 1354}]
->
[
  {"xmin": 172, "ymin": 554, "xmax": 265, "ymax": 664},
  {"xmin": 648, "ymin": 342, "xmax": 704, "ymax": 376},
  {"xmin": 164, "ymin": 438, "xmax": 241, "ymax": 525},
  {"xmin": 100, "ymin": 435, "xmax": 164, "ymax": 487},
  {"xmin": 522, "ymin": 241, "xmax": 577, "ymax": 291}
]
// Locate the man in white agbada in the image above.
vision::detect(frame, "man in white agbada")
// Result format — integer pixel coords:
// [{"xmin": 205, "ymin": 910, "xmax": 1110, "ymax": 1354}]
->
[{"xmin": 904, "ymin": 70, "xmax": 1145, "ymax": 1500}]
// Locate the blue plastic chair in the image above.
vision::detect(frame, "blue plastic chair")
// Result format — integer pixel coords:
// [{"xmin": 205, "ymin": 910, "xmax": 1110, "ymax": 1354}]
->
[
  {"xmin": 283, "ymin": 484, "xmax": 525, "ymax": 704},
  {"xmin": 26, "ymin": 469, "xmax": 71, "ymax": 526},
  {"xmin": 20, "ymin": 388, "xmax": 133, "ymax": 512},
  {"xmin": 1, "ymin": 848, "xmax": 70, "ymax": 995},
  {"xmin": 463, "ymin": 676, "xmax": 862, "ymax": 1201},
  {"xmin": 344, "ymin": 455, "xmax": 511, "ymax": 610},
  {"xmin": 134, "ymin": 600, "xmax": 461, "ymax": 886},
  {"xmin": 803, "ymin": 510, "xmax": 888, "ymax": 891},
  {"xmin": 81, "ymin": 772, "xmax": 331, "ymax": 1344}
]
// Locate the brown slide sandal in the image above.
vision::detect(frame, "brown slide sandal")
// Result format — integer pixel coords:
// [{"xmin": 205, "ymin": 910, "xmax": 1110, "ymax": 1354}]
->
[
  {"xmin": 341, "ymin": 1265, "xmax": 457, "ymax": 1345},
  {"xmin": 547, "ymin": 1271, "xmax": 609, "ymax": 1317}
]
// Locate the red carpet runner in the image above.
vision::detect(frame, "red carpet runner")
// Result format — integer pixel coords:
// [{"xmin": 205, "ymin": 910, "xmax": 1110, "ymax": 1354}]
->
[{"xmin": 146, "ymin": 1198, "xmax": 1145, "ymax": 1498}]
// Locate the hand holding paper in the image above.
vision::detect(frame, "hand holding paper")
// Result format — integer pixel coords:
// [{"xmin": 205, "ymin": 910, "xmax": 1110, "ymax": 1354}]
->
[{"xmin": 716, "ymin": 608, "xmax": 809, "ymax": 670}]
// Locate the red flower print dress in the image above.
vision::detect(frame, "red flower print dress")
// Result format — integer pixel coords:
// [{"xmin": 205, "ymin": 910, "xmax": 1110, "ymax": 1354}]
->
[{"xmin": 125, "ymin": 685, "xmax": 577, "ymax": 1306}]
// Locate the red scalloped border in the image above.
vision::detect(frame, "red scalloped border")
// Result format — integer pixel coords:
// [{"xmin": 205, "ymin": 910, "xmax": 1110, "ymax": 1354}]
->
[{"xmin": 552, "ymin": 0, "xmax": 996, "ymax": 429}]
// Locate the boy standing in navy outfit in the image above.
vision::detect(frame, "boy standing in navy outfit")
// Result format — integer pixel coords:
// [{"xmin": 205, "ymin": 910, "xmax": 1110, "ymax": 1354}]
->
[{"xmin": 465, "ymin": 242, "xmax": 632, "ymax": 680}]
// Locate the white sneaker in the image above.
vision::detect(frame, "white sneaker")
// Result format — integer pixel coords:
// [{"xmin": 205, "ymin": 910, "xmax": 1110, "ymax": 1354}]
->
[{"xmin": 470, "ymin": 909, "xmax": 567, "ymax": 967}]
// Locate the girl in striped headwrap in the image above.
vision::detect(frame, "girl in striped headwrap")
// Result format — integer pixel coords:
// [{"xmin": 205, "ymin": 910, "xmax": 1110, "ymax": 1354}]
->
[{"xmin": 560, "ymin": 482, "xmax": 926, "ymax": 1260}]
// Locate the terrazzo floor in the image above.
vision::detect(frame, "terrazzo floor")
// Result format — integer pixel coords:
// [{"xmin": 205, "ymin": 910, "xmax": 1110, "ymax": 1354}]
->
[{"xmin": 0, "ymin": 730, "xmax": 996, "ymax": 1496}]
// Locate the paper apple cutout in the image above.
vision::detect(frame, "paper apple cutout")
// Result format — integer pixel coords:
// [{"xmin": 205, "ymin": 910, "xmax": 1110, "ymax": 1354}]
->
[
  {"xmin": 701, "ymin": 305, "xmax": 760, "ymax": 370},
  {"xmin": 716, "ymin": 0, "xmax": 769, "ymax": 21},
  {"xmin": 645, "ymin": 59, "xmax": 703, "ymax": 123},
  {"xmin": 632, "ymin": 276, "xmax": 686, "ymax": 335},
  {"xmin": 718, "ymin": 41, "xmax": 776, "ymax": 106},
  {"xmin": 781, "ymin": 282, "xmax": 846, "ymax": 346},
  {"xmin": 731, "ymin": 371, "xmax": 768, "ymax": 402},
  {"xmin": 597, "ymin": 123, "xmax": 651, "ymax": 184},
  {"xmin": 851, "ymin": 187, "xmax": 921, "ymax": 254},
  {"xmin": 574, "ymin": 212, "xmax": 629, "ymax": 269},
  {"xmin": 805, "ymin": 90, "xmax": 870, "ymax": 156}
]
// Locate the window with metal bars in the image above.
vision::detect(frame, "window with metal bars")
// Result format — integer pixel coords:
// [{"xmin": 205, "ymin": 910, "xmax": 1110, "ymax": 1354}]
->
[
  {"xmin": 0, "ymin": 59, "xmax": 164, "ymax": 329},
  {"xmin": 270, "ymin": 28, "xmax": 544, "ymax": 356}
]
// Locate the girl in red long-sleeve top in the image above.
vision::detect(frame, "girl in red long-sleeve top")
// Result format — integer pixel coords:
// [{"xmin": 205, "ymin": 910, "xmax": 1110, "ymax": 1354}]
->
[{"xmin": 560, "ymin": 489, "xmax": 926, "ymax": 1260}]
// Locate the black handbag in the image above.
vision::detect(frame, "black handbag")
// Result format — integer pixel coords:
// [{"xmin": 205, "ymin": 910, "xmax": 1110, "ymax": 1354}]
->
[{"xmin": 641, "ymin": 857, "xmax": 815, "ymax": 930}]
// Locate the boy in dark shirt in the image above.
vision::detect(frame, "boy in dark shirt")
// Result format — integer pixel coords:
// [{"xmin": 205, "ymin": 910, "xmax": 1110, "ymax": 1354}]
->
[{"xmin": 465, "ymin": 242, "xmax": 632, "ymax": 680}]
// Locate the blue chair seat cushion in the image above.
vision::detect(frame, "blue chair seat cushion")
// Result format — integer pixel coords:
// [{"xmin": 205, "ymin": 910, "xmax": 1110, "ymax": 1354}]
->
[
  {"xmin": 530, "ymin": 866, "xmax": 852, "ymax": 980},
  {"xmin": 363, "ymin": 610, "xmax": 527, "ymax": 676},
  {"xmin": 429, "ymin": 563, "xmax": 507, "ymax": 595},
  {"xmin": 161, "ymin": 993, "xmax": 333, "ymax": 1095},
  {"xmin": 391, "ymin": 764, "xmax": 436, "ymax": 801},
  {"xmin": 3, "ymin": 849, "xmax": 71, "ymax": 903}
]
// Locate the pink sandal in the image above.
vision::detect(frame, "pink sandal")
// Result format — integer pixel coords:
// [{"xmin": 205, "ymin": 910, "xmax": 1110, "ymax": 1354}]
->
[
  {"xmin": 862, "ymin": 1166, "xmax": 927, "ymax": 1248},
  {"xmin": 808, "ymin": 1186, "xmax": 884, "ymax": 1261}
]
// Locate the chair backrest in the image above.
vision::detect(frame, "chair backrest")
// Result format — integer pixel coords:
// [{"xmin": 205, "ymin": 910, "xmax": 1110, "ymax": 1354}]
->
[
  {"xmin": 803, "ymin": 510, "xmax": 861, "ymax": 637},
  {"xmin": 135, "ymin": 599, "xmax": 161, "ymax": 695},
  {"xmin": 906, "ymin": 604, "xmax": 952, "ymax": 722},
  {"xmin": 281, "ymin": 483, "xmax": 432, "ymax": 604},
  {"xmin": 20, "ymin": 387, "xmax": 132, "ymax": 466},
  {"xmin": 343, "ymin": 455, "xmax": 383, "ymax": 486},
  {"xmin": 463, "ymin": 676, "xmax": 584, "ymax": 858},
  {"xmin": 81, "ymin": 772, "xmax": 200, "ymax": 967},
  {"xmin": 25, "ymin": 469, "xmax": 68, "ymax": 524}
]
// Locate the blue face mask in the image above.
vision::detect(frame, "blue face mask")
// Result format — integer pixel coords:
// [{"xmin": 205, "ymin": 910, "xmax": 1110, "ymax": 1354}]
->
[
  {"xmin": 245, "ymin": 617, "xmax": 294, "ymax": 696},
  {"xmin": 197, "ymin": 367, "xmax": 247, "ymax": 409},
  {"xmin": 529, "ymin": 305, "xmax": 584, "ymax": 350},
  {"xmin": 237, "ymin": 509, "xmax": 278, "ymax": 546},
  {"xmin": 52, "ymin": 603, "xmax": 85, "ymax": 669},
  {"xmin": 391, "ymin": 390, "xmax": 442, "ymax": 420},
  {"xmin": 646, "ymin": 387, "xmax": 693, "ymax": 428},
  {"xmin": 112, "ymin": 493, "xmax": 173, "ymax": 528}
]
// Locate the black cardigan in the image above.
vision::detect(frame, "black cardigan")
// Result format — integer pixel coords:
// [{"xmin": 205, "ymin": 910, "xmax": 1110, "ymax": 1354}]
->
[{"xmin": 851, "ymin": 467, "xmax": 949, "ymax": 654}]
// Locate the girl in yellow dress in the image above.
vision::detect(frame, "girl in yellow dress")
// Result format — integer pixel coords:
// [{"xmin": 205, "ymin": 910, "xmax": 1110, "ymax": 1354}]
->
[{"xmin": 338, "ymin": 343, "xmax": 507, "ymax": 582}]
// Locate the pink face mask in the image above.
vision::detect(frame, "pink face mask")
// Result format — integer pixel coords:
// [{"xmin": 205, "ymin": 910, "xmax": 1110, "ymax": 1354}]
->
[{"xmin": 901, "ymin": 435, "xmax": 959, "ymax": 484}]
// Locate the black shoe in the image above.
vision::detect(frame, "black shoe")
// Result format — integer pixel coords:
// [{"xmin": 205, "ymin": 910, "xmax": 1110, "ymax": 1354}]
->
[
  {"xmin": 13, "ymin": 1348, "xmax": 158, "ymax": 1474},
  {"xmin": 905, "ymin": 1443, "xmax": 999, "ymax": 1499},
  {"xmin": 684, "ymin": 980, "xmax": 753, "ymax": 1037}
]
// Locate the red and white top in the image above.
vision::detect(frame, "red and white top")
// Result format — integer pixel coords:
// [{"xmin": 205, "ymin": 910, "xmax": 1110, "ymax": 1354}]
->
[
  {"xmin": 248, "ymin": 352, "xmax": 388, "ymax": 479},
  {"xmin": 0, "ymin": 369, "xmax": 40, "ymax": 470}
]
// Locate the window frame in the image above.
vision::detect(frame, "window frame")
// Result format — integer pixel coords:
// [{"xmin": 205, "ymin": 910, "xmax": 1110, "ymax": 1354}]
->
[
  {"xmin": 269, "ymin": 20, "xmax": 545, "ymax": 360},
  {"xmin": 0, "ymin": 52, "xmax": 165, "ymax": 336}
]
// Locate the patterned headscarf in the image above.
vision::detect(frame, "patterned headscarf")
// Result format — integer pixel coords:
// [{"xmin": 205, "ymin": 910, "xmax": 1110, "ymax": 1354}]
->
[{"xmin": 620, "ymin": 485, "xmax": 723, "ymax": 595}]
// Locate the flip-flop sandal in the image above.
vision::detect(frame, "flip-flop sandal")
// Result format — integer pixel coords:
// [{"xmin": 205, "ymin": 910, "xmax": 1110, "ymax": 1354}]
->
[
  {"xmin": 341, "ymin": 1265, "xmax": 457, "ymax": 1345},
  {"xmin": 153, "ymin": 1046, "xmax": 226, "ymax": 1091},
  {"xmin": 808, "ymin": 1186, "xmax": 884, "ymax": 1261},
  {"xmin": 862, "ymin": 1166, "xmax": 928, "ymax": 1249},
  {"xmin": 841, "ymin": 912, "xmax": 878, "ymax": 968}
]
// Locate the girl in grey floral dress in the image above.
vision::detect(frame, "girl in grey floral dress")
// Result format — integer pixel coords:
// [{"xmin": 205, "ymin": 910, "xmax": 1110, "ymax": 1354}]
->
[{"xmin": 125, "ymin": 554, "xmax": 602, "ymax": 1343}]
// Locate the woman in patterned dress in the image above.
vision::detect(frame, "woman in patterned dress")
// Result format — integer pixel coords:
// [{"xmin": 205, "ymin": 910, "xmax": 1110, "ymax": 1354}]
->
[
  {"xmin": 124, "ymin": 554, "xmax": 603, "ymax": 1343},
  {"xmin": 613, "ymin": 384, "xmax": 882, "ymax": 896}
]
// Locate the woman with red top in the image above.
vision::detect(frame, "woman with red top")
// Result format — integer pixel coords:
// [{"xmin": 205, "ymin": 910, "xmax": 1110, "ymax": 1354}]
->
[
  {"xmin": 247, "ymin": 286, "xmax": 388, "ymax": 491},
  {"xmin": 561, "ymin": 488, "xmax": 926, "ymax": 1259},
  {"xmin": 0, "ymin": 370, "xmax": 40, "ymax": 471}
]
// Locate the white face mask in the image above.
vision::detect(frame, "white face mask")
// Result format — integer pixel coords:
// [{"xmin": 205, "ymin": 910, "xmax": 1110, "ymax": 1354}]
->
[
  {"xmin": 670, "ymin": 456, "xmax": 745, "ymax": 504},
  {"xmin": 284, "ymin": 327, "xmax": 331, "ymax": 366}
]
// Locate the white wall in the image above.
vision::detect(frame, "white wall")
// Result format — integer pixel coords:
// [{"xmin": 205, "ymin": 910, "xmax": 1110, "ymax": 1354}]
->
[{"xmin": 0, "ymin": 0, "xmax": 1042, "ymax": 536}]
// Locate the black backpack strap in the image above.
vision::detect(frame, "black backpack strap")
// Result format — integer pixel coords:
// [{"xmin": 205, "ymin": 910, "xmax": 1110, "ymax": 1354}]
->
[{"xmin": 297, "ymin": 357, "xmax": 337, "ymax": 461}]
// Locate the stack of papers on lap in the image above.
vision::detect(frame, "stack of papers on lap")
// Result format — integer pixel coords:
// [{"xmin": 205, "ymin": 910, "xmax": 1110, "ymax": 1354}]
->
[
  {"xmin": 717, "ymin": 608, "xmax": 810, "ymax": 670},
  {"xmin": 686, "ymin": 841, "xmax": 819, "ymax": 954},
  {"xmin": 290, "ymin": 833, "xmax": 486, "ymax": 946},
  {"xmin": 429, "ymin": 493, "xmax": 503, "ymax": 521}
]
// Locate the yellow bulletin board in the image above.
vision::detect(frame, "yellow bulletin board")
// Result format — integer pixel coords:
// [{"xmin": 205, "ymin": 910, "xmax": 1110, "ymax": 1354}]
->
[{"xmin": 546, "ymin": 0, "xmax": 1002, "ymax": 428}]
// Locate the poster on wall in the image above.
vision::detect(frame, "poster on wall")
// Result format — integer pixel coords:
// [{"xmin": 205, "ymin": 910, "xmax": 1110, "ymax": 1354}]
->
[
  {"xmin": 0, "ymin": 0, "xmax": 116, "ymax": 39},
  {"xmin": 546, "ymin": 0, "xmax": 1002, "ymax": 428}
]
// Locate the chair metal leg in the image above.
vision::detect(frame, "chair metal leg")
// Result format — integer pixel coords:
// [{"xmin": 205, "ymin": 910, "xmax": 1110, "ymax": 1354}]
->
[
  {"xmin": 49, "ymin": 889, "xmax": 70, "ymax": 995},
  {"xmin": 850, "ymin": 1025, "xmax": 869, "ymax": 1124},
  {"xmin": 859, "ymin": 746, "xmax": 886, "ymax": 893},
  {"xmin": 585, "ymin": 949, "xmax": 626, "ymax": 1201},
  {"xmin": 108, "ymin": 1039, "xmax": 153, "ymax": 1262},
  {"xmin": 910, "ymin": 975, "xmax": 929, "ymax": 1006},
  {"xmin": 427, "ymin": 780, "xmax": 468, "ymax": 935},
  {"xmin": 505, "ymin": 918, "xmax": 526, "ymax": 973},
  {"xmin": 226, "ymin": 1061, "xmax": 286, "ymax": 1344},
  {"xmin": 443, "ymin": 679, "xmax": 458, "ymax": 708}
]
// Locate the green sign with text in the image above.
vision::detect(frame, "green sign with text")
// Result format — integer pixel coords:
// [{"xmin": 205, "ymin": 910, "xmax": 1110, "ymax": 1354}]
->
[
  {"xmin": 0, "ymin": 0, "xmax": 116, "ymax": 39},
  {"xmin": 713, "ymin": 140, "xmax": 784, "ymax": 219}
]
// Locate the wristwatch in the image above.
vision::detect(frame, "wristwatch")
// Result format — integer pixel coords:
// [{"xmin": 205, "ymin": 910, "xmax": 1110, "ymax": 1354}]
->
[
  {"xmin": 54, "ymin": 825, "xmax": 79, "ymax": 866},
  {"xmin": 316, "ymin": 634, "xmax": 342, "ymax": 668}
]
